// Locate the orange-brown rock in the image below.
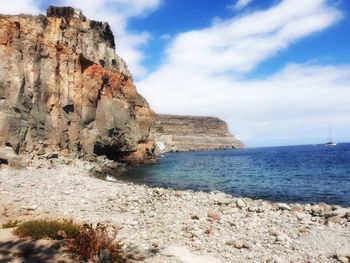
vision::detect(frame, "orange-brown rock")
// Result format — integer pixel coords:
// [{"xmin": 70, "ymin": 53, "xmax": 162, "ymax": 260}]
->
[{"xmin": 0, "ymin": 6, "xmax": 155, "ymax": 163}]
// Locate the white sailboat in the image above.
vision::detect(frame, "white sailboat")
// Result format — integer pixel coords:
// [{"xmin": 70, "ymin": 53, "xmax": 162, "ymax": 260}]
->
[{"xmin": 325, "ymin": 127, "xmax": 337, "ymax": 147}]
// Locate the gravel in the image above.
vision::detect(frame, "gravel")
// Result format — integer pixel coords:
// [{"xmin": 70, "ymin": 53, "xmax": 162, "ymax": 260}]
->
[{"xmin": 1, "ymin": 157, "xmax": 350, "ymax": 262}]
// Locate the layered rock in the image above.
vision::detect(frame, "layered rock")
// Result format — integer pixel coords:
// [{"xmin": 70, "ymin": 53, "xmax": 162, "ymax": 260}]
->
[
  {"xmin": 153, "ymin": 114, "xmax": 244, "ymax": 152},
  {"xmin": 0, "ymin": 6, "xmax": 155, "ymax": 163}
]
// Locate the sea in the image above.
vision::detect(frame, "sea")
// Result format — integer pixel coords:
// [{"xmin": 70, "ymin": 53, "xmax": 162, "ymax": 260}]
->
[{"xmin": 118, "ymin": 143, "xmax": 350, "ymax": 206}]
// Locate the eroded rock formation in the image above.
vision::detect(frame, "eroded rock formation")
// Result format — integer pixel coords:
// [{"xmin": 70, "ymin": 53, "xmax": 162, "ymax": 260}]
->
[
  {"xmin": 153, "ymin": 114, "xmax": 244, "ymax": 152},
  {"xmin": 0, "ymin": 6, "xmax": 155, "ymax": 163}
]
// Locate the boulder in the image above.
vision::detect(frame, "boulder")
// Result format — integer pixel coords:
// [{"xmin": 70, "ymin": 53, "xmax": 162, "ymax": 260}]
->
[
  {"xmin": 0, "ymin": 146, "xmax": 24, "ymax": 168},
  {"xmin": 236, "ymin": 198, "xmax": 247, "ymax": 209},
  {"xmin": 211, "ymin": 193, "xmax": 232, "ymax": 205},
  {"xmin": 326, "ymin": 215, "xmax": 344, "ymax": 225},
  {"xmin": 207, "ymin": 211, "xmax": 220, "ymax": 221},
  {"xmin": 277, "ymin": 203, "xmax": 291, "ymax": 211}
]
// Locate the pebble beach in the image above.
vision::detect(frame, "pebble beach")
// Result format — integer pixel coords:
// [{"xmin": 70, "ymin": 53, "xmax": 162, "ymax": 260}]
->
[{"xmin": 1, "ymin": 157, "xmax": 350, "ymax": 263}]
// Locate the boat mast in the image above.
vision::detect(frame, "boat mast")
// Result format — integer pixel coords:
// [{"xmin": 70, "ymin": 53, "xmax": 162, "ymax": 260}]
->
[{"xmin": 328, "ymin": 126, "xmax": 332, "ymax": 142}]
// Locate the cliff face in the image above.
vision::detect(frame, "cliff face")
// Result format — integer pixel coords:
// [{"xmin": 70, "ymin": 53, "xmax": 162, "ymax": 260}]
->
[
  {"xmin": 0, "ymin": 6, "xmax": 155, "ymax": 163},
  {"xmin": 153, "ymin": 114, "xmax": 244, "ymax": 152}
]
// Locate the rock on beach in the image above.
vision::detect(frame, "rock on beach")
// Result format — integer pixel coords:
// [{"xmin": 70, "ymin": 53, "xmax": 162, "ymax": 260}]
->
[{"xmin": 0, "ymin": 158, "xmax": 350, "ymax": 262}]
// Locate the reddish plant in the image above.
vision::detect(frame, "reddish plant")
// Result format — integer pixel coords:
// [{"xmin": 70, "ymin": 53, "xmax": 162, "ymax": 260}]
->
[{"xmin": 66, "ymin": 223, "xmax": 123, "ymax": 262}]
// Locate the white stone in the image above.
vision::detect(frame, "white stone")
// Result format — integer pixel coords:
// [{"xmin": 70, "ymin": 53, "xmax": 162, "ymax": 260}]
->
[
  {"xmin": 236, "ymin": 198, "xmax": 246, "ymax": 209},
  {"xmin": 277, "ymin": 203, "xmax": 291, "ymax": 211}
]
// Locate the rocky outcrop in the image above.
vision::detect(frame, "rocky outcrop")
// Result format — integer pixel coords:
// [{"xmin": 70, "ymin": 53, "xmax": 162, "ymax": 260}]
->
[
  {"xmin": 153, "ymin": 114, "xmax": 244, "ymax": 152},
  {"xmin": 0, "ymin": 6, "xmax": 155, "ymax": 163}
]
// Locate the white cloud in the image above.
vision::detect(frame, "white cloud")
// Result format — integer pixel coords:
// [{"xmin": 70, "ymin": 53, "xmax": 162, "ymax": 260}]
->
[
  {"xmin": 230, "ymin": 0, "xmax": 253, "ymax": 11},
  {"xmin": 138, "ymin": 0, "xmax": 349, "ymax": 146},
  {"xmin": 162, "ymin": 0, "xmax": 341, "ymax": 75},
  {"xmin": 0, "ymin": 0, "xmax": 41, "ymax": 15},
  {"xmin": 139, "ymin": 62, "xmax": 350, "ymax": 146}
]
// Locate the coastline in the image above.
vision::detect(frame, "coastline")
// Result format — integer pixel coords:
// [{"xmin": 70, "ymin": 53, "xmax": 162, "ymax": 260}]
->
[{"xmin": 1, "ymin": 158, "xmax": 350, "ymax": 262}]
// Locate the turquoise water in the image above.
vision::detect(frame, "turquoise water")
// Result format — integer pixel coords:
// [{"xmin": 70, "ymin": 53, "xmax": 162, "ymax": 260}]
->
[{"xmin": 118, "ymin": 143, "xmax": 350, "ymax": 205}]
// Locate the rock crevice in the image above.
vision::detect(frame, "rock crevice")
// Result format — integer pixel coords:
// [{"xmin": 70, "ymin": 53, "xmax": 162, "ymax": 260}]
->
[{"xmin": 0, "ymin": 6, "xmax": 155, "ymax": 163}]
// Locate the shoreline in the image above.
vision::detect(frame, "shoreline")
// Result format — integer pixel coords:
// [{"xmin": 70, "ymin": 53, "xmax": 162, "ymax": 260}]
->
[
  {"xmin": 1, "ymin": 157, "xmax": 350, "ymax": 262},
  {"xmin": 114, "ymin": 170, "xmax": 350, "ymax": 208}
]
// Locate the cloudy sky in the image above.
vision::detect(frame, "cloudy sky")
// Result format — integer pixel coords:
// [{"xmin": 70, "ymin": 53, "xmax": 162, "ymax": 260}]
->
[{"xmin": 1, "ymin": 0, "xmax": 349, "ymax": 147}]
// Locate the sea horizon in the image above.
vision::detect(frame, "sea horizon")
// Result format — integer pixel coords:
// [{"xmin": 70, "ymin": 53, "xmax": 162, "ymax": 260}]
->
[{"xmin": 242, "ymin": 141, "xmax": 350, "ymax": 149}]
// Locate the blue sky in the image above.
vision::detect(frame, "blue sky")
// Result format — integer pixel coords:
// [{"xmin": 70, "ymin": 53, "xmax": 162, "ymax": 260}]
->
[
  {"xmin": 1, "ymin": 0, "xmax": 350, "ymax": 147},
  {"xmin": 129, "ymin": 0, "xmax": 350, "ymax": 77}
]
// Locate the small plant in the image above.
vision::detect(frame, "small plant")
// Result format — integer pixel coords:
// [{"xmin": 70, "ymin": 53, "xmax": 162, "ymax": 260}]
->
[
  {"xmin": 14, "ymin": 219, "xmax": 80, "ymax": 240},
  {"xmin": 66, "ymin": 223, "xmax": 123, "ymax": 262},
  {"xmin": 2, "ymin": 220, "xmax": 20, "ymax": 228},
  {"xmin": 13, "ymin": 219, "xmax": 124, "ymax": 261},
  {"xmin": 154, "ymin": 124, "xmax": 165, "ymax": 133}
]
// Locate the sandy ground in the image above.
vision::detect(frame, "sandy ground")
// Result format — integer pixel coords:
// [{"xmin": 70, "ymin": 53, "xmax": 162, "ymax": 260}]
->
[{"xmin": 0, "ymin": 227, "xmax": 75, "ymax": 262}]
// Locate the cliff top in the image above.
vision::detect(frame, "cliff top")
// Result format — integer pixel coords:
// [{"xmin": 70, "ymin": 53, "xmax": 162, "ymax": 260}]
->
[
  {"xmin": 0, "ymin": 6, "xmax": 85, "ymax": 20},
  {"xmin": 157, "ymin": 114, "xmax": 224, "ymax": 122},
  {"xmin": 46, "ymin": 6, "xmax": 87, "ymax": 21},
  {"xmin": 0, "ymin": 6, "xmax": 115, "ymax": 49}
]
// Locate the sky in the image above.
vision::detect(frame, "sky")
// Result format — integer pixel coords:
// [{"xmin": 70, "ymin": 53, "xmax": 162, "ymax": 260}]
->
[{"xmin": 1, "ymin": 0, "xmax": 349, "ymax": 147}]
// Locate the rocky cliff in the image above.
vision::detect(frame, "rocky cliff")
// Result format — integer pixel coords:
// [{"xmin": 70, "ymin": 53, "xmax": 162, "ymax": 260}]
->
[
  {"xmin": 0, "ymin": 6, "xmax": 156, "ymax": 163},
  {"xmin": 153, "ymin": 114, "xmax": 244, "ymax": 152}
]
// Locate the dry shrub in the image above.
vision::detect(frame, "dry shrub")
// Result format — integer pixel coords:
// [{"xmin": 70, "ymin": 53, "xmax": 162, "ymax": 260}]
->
[
  {"xmin": 2, "ymin": 220, "xmax": 20, "ymax": 229},
  {"xmin": 66, "ymin": 223, "xmax": 123, "ymax": 262},
  {"xmin": 14, "ymin": 219, "xmax": 80, "ymax": 240}
]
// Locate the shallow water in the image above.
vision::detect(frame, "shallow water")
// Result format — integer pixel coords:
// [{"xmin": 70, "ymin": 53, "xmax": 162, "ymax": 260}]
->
[{"xmin": 118, "ymin": 143, "xmax": 350, "ymax": 205}]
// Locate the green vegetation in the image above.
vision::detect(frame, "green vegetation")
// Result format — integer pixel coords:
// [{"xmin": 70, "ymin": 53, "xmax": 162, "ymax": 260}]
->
[
  {"xmin": 14, "ymin": 219, "xmax": 80, "ymax": 240},
  {"xmin": 154, "ymin": 124, "xmax": 165, "ymax": 133},
  {"xmin": 2, "ymin": 220, "xmax": 20, "ymax": 229},
  {"xmin": 13, "ymin": 219, "xmax": 124, "ymax": 261}
]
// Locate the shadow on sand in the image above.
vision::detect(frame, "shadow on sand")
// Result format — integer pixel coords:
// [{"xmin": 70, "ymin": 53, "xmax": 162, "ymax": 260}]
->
[{"xmin": 0, "ymin": 238, "xmax": 73, "ymax": 263}]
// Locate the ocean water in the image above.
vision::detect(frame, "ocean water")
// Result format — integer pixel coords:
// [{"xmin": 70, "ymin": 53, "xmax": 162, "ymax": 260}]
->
[{"xmin": 118, "ymin": 143, "xmax": 350, "ymax": 206}]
